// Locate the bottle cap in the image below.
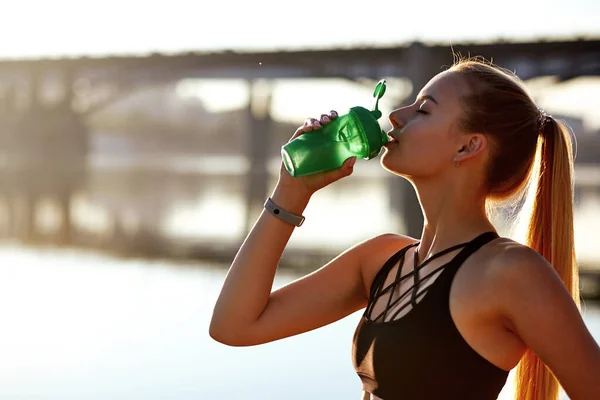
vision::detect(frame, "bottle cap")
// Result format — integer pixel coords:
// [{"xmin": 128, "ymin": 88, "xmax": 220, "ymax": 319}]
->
[
  {"xmin": 370, "ymin": 79, "xmax": 386, "ymax": 119},
  {"xmin": 350, "ymin": 79, "xmax": 389, "ymax": 159}
]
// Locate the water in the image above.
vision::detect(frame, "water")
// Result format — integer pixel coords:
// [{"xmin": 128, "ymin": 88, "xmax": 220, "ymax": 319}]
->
[
  {"xmin": 82, "ymin": 154, "xmax": 600, "ymax": 266},
  {"xmin": 0, "ymin": 245, "xmax": 598, "ymax": 400}
]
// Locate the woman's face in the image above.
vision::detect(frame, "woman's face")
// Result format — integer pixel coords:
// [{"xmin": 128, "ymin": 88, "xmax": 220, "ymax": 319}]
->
[{"xmin": 381, "ymin": 71, "xmax": 470, "ymax": 179}]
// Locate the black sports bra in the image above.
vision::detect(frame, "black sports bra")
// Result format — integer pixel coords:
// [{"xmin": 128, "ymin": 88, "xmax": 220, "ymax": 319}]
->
[{"xmin": 352, "ymin": 232, "xmax": 509, "ymax": 399}]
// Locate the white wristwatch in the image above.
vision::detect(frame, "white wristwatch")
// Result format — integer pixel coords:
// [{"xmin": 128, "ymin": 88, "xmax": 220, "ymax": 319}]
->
[{"xmin": 264, "ymin": 197, "xmax": 305, "ymax": 227}]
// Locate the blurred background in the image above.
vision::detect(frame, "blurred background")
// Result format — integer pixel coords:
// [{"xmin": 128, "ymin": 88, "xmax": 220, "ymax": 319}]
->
[{"xmin": 0, "ymin": 1, "xmax": 599, "ymax": 399}]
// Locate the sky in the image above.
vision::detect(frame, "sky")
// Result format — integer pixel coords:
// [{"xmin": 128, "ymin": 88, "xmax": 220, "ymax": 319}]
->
[
  {"xmin": 1, "ymin": 0, "xmax": 599, "ymax": 58},
  {"xmin": 1, "ymin": 0, "xmax": 599, "ymax": 129}
]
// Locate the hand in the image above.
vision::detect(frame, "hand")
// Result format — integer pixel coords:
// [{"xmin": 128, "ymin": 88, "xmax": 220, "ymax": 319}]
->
[{"xmin": 277, "ymin": 110, "xmax": 356, "ymax": 197}]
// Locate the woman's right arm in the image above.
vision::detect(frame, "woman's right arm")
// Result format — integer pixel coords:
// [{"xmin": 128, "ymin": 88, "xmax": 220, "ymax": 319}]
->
[
  {"xmin": 209, "ymin": 112, "xmax": 375, "ymax": 346},
  {"xmin": 209, "ymin": 183, "xmax": 372, "ymax": 346}
]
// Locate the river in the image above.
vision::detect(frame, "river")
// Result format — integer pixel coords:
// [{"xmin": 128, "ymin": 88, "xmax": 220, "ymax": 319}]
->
[{"xmin": 0, "ymin": 244, "xmax": 598, "ymax": 400}]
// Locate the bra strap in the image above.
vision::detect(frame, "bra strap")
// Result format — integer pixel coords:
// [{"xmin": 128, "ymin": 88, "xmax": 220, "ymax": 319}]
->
[{"xmin": 444, "ymin": 231, "xmax": 499, "ymax": 276}]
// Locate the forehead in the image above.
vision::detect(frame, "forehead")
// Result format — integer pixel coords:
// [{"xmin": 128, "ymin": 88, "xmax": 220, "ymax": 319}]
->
[{"xmin": 418, "ymin": 71, "xmax": 467, "ymax": 106}]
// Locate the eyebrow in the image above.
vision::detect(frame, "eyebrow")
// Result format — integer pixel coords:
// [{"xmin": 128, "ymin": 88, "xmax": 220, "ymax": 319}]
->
[{"xmin": 418, "ymin": 95, "xmax": 439, "ymax": 105}]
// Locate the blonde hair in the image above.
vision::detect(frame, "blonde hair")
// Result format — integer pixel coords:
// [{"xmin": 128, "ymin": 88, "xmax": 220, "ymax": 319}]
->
[{"xmin": 450, "ymin": 58, "xmax": 580, "ymax": 400}]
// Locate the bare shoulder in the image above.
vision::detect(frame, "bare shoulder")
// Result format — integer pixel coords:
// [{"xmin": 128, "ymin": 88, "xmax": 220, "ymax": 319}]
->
[
  {"xmin": 355, "ymin": 233, "xmax": 418, "ymax": 298},
  {"xmin": 479, "ymin": 237, "xmax": 574, "ymax": 324},
  {"xmin": 481, "ymin": 239, "xmax": 600, "ymax": 399},
  {"xmin": 483, "ymin": 238, "xmax": 561, "ymax": 287}
]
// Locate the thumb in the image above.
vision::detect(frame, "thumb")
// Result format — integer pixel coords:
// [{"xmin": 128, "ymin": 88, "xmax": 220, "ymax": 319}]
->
[
  {"xmin": 344, "ymin": 156, "xmax": 357, "ymax": 172},
  {"xmin": 329, "ymin": 156, "xmax": 356, "ymax": 182},
  {"xmin": 320, "ymin": 156, "xmax": 357, "ymax": 187}
]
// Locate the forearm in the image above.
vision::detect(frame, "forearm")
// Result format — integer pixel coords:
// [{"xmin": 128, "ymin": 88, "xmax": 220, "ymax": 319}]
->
[{"xmin": 209, "ymin": 185, "xmax": 311, "ymax": 336}]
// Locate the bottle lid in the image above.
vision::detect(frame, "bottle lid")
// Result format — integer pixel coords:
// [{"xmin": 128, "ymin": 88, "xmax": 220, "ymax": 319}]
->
[
  {"xmin": 370, "ymin": 79, "xmax": 386, "ymax": 119},
  {"xmin": 349, "ymin": 79, "xmax": 389, "ymax": 159}
]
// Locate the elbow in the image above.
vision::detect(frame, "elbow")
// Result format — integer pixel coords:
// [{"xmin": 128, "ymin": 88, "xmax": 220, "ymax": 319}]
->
[
  {"xmin": 208, "ymin": 318, "xmax": 233, "ymax": 345},
  {"xmin": 208, "ymin": 319, "xmax": 253, "ymax": 347}
]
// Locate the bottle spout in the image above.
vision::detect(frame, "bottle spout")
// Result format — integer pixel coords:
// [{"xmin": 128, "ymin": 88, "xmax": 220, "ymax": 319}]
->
[
  {"xmin": 380, "ymin": 129, "xmax": 389, "ymax": 145},
  {"xmin": 370, "ymin": 79, "xmax": 386, "ymax": 120}
]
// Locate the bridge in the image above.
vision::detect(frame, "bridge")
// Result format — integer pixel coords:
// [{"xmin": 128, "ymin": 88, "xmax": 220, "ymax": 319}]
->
[{"xmin": 0, "ymin": 39, "xmax": 598, "ymax": 253}]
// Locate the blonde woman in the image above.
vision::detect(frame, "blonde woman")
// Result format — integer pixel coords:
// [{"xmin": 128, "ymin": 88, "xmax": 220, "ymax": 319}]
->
[{"xmin": 210, "ymin": 58, "xmax": 600, "ymax": 400}]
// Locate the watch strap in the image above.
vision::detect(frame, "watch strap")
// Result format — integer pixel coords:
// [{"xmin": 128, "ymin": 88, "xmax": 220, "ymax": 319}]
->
[{"xmin": 264, "ymin": 197, "xmax": 305, "ymax": 227}]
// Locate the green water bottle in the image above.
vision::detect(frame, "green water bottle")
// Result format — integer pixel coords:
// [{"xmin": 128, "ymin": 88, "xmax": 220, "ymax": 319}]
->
[{"xmin": 281, "ymin": 79, "xmax": 389, "ymax": 177}]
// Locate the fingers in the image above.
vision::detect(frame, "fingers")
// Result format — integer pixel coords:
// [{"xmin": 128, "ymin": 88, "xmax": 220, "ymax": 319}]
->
[
  {"xmin": 303, "ymin": 117, "xmax": 321, "ymax": 132},
  {"xmin": 321, "ymin": 110, "xmax": 338, "ymax": 125},
  {"xmin": 290, "ymin": 110, "xmax": 339, "ymax": 141},
  {"xmin": 289, "ymin": 119, "xmax": 317, "ymax": 141}
]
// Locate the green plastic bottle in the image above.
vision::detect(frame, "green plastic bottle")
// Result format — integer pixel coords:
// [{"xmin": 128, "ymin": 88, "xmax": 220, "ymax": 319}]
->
[{"xmin": 281, "ymin": 79, "xmax": 389, "ymax": 177}]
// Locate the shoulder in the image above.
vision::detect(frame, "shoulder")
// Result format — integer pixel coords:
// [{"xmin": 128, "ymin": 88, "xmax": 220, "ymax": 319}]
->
[
  {"xmin": 479, "ymin": 239, "xmax": 600, "ymax": 400},
  {"xmin": 353, "ymin": 233, "xmax": 418, "ymax": 298},
  {"xmin": 480, "ymin": 238, "xmax": 573, "ymax": 324},
  {"xmin": 483, "ymin": 238, "xmax": 560, "ymax": 287},
  {"xmin": 350, "ymin": 232, "xmax": 417, "ymax": 259},
  {"xmin": 360, "ymin": 232, "xmax": 418, "ymax": 248}
]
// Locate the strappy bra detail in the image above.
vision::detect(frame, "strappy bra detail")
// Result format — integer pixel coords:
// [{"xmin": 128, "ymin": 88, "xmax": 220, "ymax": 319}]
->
[
  {"xmin": 365, "ymin": 239, "xmax": 474, "ymax": 323},
  {"xmin": 351, "ymin": 231, "xmax": 509, "ymax": 400}
]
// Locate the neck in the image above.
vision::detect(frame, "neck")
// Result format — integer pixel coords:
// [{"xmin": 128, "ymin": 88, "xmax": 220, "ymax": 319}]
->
[{"xmin": 410, "ymin": 174, "xmax": 496, "ymax": 259}]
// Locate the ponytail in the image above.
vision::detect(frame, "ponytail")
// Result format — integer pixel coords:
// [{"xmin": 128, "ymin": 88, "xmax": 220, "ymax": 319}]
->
[
  {"xmin": 514, "ymin": 118, "xmax": 580, "ymax": 400},
  {"xmin": 448, "ymin": 58, "xmax": 581, "ymax": 399}
]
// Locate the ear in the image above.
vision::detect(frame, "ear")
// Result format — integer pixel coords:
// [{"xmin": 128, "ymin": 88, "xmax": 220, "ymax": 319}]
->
[{"xmin": 453, "ymin": 134, "xmax": 487, "ymax": 164}]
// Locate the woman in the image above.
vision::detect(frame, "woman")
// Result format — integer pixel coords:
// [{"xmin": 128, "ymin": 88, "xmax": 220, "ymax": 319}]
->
[{"xmin": 209, "ymin": 58, "xmax": 600, "ymax": 399}]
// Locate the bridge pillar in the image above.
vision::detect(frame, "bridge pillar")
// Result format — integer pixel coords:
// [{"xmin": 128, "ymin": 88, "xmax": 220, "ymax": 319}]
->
[
  {"xmin": 0, "ymin": 84, "xmax": 8, "ymax": 114},
  {"xmin": 109, "ymin": 211, "xmax": 129, "ymax": 248},
  {"xmin": 61, "ymin": 66, "xmax": 75, "ymax": 107},
  {"xmin": 243, "ymin": 79, "xmax": 273, "ymax": 234},
  {"xmin": 388, "ymin": 43, "xmax": 447, "ymax": 238},
  {"xmin": 56, "ymin": 191, "xmax": 72, "ymax": 244},
  {"xmin": 0, "ymin": 195, "xmax": 13, "ymax": 238},
  {"xmin": 5, "ymin": 193, "xmax": 18, "ymax": 238},
  {"xmin": 9, "ymin": 190, "xmax": 38, "ymax": 242},
  {"xmin": 28, "ymin": 67, "xmax": 42, "ymax": 110},
  {"xmin": 0, "ymin": 82, "xmax": 19, "ymax": 114}
]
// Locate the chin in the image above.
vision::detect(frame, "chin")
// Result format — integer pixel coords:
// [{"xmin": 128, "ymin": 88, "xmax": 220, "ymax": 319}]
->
[
  {"xmin": 379, "ymin": 153, "xmax": 403, "ymax": 176},
  {"xmin": 380, "ymin": 152, "xmax": 417, "ymax": 179}
]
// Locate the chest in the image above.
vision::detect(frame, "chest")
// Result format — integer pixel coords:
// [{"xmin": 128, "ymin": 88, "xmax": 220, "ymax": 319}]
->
[
  {"xmin": 364, "ymin": 246, "xmax": 493, "ymax": 327},
  {"xmin": 353, "ymin": 244, "xmax": 513, "ymax": 389}
]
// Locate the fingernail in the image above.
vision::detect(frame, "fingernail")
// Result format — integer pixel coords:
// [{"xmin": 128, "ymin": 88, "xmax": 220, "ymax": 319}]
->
[
  {"xmin": 322, "ymin": 116, "xmax": 330, "ymax": 122},
  {"xmin": 331, "ymin": 111, "xmax": 338, "ymax": 117},
  {"xmin": 314, "ymin": 121, "xmax": 320, "ymax": 127}
]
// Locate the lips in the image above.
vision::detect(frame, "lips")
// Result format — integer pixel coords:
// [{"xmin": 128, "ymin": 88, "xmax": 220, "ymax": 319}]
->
[{"xmin": 387, "ymin": 134, "xmax": 399, "ymax": 144}]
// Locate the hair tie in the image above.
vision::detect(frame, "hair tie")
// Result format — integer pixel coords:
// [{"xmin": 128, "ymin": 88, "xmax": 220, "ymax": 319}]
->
[{"xmin": 537, "ymin": 107, "xmax": 551, "ymax": 133}]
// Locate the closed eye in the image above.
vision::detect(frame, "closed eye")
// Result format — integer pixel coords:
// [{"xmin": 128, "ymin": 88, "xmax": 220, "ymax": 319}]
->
[{"xmin": 416, "ymin": 109, "xmax": 429, "ymax": 115}]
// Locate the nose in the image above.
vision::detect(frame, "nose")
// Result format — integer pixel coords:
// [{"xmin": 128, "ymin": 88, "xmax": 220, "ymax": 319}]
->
[{"xmin": 388, "ymin": 109, "xmax": 405, "ymax": 129}]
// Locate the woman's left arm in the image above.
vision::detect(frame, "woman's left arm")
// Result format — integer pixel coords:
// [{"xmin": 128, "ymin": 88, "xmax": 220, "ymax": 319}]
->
[{"xmin": 496, "ymin": 247, "xmax": 600, "ymax": 400}]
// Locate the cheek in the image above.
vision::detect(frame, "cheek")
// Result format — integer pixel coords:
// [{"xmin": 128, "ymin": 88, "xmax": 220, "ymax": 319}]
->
[
  {"xmin": 382, "ymin": 128, "xmax": 453, "ymax": 173},
  {"xmin": 403, "ymin": 129, "xmax": 448, "ymax": 159}
]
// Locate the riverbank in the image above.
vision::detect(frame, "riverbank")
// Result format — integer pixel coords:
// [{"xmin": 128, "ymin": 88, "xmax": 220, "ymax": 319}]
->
[{"xmin": 4, "ymin": 233, "xmax": 600, "ymax": 300}]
